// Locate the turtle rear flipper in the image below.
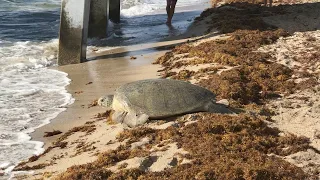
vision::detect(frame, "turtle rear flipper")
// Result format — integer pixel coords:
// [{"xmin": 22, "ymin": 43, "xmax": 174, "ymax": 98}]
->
[{"xmin": 205, "ymin": 101, "xmax": 235, "ymax": 114}]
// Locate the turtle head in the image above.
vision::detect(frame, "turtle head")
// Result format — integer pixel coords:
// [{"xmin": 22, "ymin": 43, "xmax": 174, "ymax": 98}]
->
[{"xmin": 98, "ymin": 95, "xmax": 114, "ymax": 109}]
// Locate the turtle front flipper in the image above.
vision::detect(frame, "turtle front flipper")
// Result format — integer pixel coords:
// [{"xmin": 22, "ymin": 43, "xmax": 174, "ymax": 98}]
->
[
  {"xmin": 123, "ymin": 111, "xmax": 149, "ymax": 127},
  {"xmin": 112, "ymin": 111, "xmax": 127, "ymax": 123}
]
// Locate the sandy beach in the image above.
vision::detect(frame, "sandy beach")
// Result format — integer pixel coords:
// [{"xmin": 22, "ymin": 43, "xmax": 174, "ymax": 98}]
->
[{"xmin": 6, "ymin": 0, "xmax": 320, "ymax": 179}]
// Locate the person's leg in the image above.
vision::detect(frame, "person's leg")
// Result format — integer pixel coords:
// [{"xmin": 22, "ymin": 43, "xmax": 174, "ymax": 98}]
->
[
  {"xmin": 169, "ymin": 0, "xmax": 177, "ymax": 22},
  {"xmin": 166, "ymin": 0, "xmax": 170, "ymax": 24},
  {"xmin": 166, "ymin": 0, "xmax": 177, "ymax": 25}
]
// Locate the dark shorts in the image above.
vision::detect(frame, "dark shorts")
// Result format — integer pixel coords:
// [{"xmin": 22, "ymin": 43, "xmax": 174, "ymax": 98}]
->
[{"xmin": 167, "ymin": 0, "xmax": 177, "ymax": 6}]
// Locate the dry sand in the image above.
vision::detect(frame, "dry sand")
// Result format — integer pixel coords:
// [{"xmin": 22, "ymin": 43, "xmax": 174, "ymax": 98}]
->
[
  {"xmin": 8, "ymin": 1, "xmax": 320, "ymax": 179},
  {"xmin": 258, "ymin": 30, "xmax": 320, "ymax": 175}
]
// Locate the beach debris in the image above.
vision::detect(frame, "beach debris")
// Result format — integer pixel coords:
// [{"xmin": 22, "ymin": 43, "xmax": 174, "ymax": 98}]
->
[
  {"xmin": 57, "ymin": 125, "xmax": 96, "ymax": 142},
  {"xmin": 72, "ymin": 141, "xmax": 97, "ymax": 157},
  {"xmin": 171, "ymin": 69, "xmax": 195, "ymax": 80},
  {"xmin": 85, "ymin": 120, "xmax": 95, "ymax": 125},
  {"xmin": 88, "ymin": 99, "xmax": 98, "ymax": 108},
  {"xmin": 94, "ymin": 110, "xmax": 112, "ymax": 120},
  {"xmin": 42, "ymin": 172, "xmax": 53, "ymax": 178},
  {"xmin": 43, "ymin": 130, "xmax": 63, "ymax": 137},
  {"xmin": 107, "ymin": 117, "xmax": 117, "ymax": 125},
  {"xmin": 75, "ymin": 91, "xmax": 84, "ymax": 94},
  {"xmin": 85, "ymin": 81, "xmax": 93, "ymax": 85},
  {"xmin": 98, "ymin": 79, "xmax": 234, "ymax": 127},
  {"xmin": 55, "ymin": 142, "xmax": 68, "ymax": 149},
  {"xmin": 130, "ymin": 56, "xmax": 137, "ymax": 60},
  {"xmin": 14, "ymin": 163, "xmax": 51, "ymax": 171}
]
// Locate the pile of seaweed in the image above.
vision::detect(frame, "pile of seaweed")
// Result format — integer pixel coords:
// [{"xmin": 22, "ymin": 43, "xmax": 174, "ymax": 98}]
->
[
  {"xmin": 154, "ymin": 3, "xmax": 318, "ymax": 107},
  {"xmin": 194, "ymin": 2, "xmax": 288, "ymax": 33},
  {"xmin": 57, "ymin": 114, "xmax": 316, "ymax": 180},
  {"xmin": 155, "ymin": 29, "xmax": 302, "ymax": 107}
]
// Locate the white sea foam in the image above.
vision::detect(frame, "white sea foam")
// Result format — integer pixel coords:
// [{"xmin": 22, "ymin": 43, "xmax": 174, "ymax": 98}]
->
[
  {"xmin": 0, "ymin": 39, "xmax": 74, "ymax": 176},
  {"xmin": 121, "ymin": 0, "xmax": 207, "ymax": 17},
  {"xmin": 0, "ymin": 0, "xmax": 61, "ymax": 12}
]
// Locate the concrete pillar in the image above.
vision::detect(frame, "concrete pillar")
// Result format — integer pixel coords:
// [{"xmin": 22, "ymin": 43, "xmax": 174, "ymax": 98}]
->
[
  {"xmin": 109, "ymin": 0, "xmax": 120, "ymax": 23},
  {"xmin": 88, "ymin": 0, "xmax": 109, "ymax": 38},
  {"xmin": 58, "ymin": 0, "xmax": 91, "ymax": 66}
]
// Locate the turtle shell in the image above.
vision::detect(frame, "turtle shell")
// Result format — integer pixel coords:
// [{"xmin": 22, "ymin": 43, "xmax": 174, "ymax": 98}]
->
[{"xmin": 113, "ymin": 79, "xmax": 216, "ymax": 118}]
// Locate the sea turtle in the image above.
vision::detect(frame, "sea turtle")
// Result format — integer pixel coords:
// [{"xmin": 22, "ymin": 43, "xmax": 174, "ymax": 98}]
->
[{"xmin": 98, "ymin": 79, "xmax": 233, "ymax": 127}]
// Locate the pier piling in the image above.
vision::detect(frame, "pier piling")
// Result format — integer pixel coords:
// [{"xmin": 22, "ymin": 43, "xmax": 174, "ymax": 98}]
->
[
  {"xmin": 58, "ymin": 0, "xmax": 121, "ymax": 65},
  {"xmin": 109, "ymin": 0, "xmax": 121, "ymax": 23},
  {"xmin": 58, "ymin": 0, "xmax": 91, "ymax": 66},
  {"xmin": 88, "ymin": 0, "xmax": 109, "ymax": 38}
]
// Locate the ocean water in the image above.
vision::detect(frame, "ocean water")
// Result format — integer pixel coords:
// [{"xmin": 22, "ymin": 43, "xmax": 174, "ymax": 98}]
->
[{"xmin": 0, "ymin": 0, "xmax": 208, "ymax": 178}]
